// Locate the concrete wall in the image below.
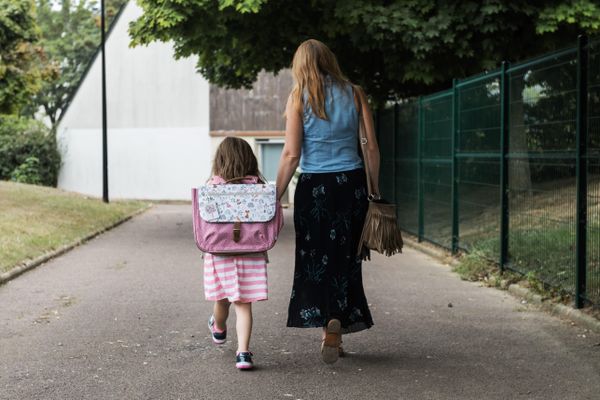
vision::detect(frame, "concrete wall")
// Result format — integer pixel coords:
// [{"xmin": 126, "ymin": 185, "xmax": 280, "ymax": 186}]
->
[{"xmin": 57, "ymin": 1, "xmax": 211, "ymax": 200}]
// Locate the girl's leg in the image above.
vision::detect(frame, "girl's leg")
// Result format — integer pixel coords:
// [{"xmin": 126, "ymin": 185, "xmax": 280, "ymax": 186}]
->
[
  {"xmin": 234, "ymin": 301, "xmax": 253, "ymax": 352},
  {"xmin": 213, "ymin": 299, "xmax": 231, "ymax": 330}
]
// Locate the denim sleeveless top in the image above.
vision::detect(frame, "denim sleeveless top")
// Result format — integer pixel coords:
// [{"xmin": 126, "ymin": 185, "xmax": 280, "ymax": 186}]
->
[{"xmin": 300, "ymin": 79, "xmax": 363, "ymax": 173}]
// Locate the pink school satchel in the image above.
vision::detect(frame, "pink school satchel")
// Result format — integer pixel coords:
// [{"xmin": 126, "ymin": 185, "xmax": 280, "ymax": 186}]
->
[{"xmin": 192, "ymin": 176, "xmax": 283, "ymax": 254}]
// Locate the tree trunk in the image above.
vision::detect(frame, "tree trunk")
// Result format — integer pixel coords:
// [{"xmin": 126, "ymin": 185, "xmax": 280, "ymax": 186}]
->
[{"xmin": 509, "ymin": 78, "xmax": 533, "ymax": 196}]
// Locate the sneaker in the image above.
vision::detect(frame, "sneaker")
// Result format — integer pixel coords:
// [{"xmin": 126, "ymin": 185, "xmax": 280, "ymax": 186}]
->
[
  {"xmin": 321, "ymin": 318, "xmax": 341, "ymax": 364},
  {"xmin": 236, "ymin": 352, "xmax": 254, "ymax": 370},
  {"xmin": 208, "ymin": 315, "xmax": 227, "ymax": 344}
]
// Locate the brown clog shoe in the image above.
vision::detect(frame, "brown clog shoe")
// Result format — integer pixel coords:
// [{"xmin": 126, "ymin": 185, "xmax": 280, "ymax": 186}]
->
[{"xmin": 321, "ymin": 319, "xmax": 341, "ymax": 364}]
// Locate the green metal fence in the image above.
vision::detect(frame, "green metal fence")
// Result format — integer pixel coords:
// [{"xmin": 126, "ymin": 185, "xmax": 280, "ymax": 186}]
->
[
  {"xmin": 588, "ymin": 38, "xmax": 600, "ymax": 305},
  {"xmin": 377, "ymin": 35, "xmax": 600, "ymax": 308}
]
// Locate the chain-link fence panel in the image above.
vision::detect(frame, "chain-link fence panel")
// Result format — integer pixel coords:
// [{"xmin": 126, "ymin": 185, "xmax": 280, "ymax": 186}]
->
[
  {"xmin": 377, "ymin": 106, "xmax": 396, "ymax": 203},
  {"xmin": 506, "ymin": 49, "xmax": 578, "ymax": 294},
  {"xmin": 377, "ymin": 37, "xmax": 598, "ymax": 307},
  {"xmin": 421, "ymin": 92, "xmax": 453, "ymax": 247},
  {"xmin": 395, "ymin": 101, "xmax": 419, "ymax": 235},
  {"xmin": 587, "ymin": 38, "xmax": 600, "ymax": 304},
  {"xmin": 456, "ymin": 73, "xmax": 502, "ymax": 259}
]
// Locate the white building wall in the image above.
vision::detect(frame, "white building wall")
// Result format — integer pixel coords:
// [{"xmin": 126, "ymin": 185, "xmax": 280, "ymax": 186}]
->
[{"xmin": 57, "ymin": 1, "xmax": 211, "ymax": 200}]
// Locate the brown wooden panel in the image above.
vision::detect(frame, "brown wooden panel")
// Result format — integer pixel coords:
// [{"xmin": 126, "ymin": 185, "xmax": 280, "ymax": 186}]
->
[{"xmin": 210, "ymin": 70, "xmax": 293, "ymax": 131}]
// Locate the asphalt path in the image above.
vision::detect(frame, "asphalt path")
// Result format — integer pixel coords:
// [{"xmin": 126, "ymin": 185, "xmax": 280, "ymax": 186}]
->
[{"xmin": 1, "ymin": 205, "xmax": 600, "ymax": 400}]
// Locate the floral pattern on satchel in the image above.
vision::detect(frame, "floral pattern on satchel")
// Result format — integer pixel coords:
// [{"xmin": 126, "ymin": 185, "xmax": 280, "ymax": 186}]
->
[
  {"xmin": 191, "ymin": 176, "xmax": 284, "ymax": 255},
  {"xmin": 197, "ymin": 183, "xmax": 277, "ymax": 223}
]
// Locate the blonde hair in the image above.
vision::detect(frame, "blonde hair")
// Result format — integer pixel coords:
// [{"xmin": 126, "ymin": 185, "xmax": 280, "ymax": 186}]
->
[
  {"xmin": 290, "ymin": 39, "xmax": 349, "ymax": 120},
  {"xmin": 212, "ymin": 137, "xmax": 264, "ymax": 182}
]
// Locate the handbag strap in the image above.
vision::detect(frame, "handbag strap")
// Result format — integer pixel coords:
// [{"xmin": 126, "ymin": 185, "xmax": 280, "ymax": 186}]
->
[{"xmin": 353, "ymin": 86, "xmax": 375, "ymax": 198}]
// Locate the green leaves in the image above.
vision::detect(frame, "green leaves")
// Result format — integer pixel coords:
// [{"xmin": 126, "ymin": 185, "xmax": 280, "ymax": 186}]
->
[
  {"xmin": 218, "ymin": 0, "xmax": 266, "ymax": 13},
  {"xmin": 128, "ymin": 0, "xmax": 600, "ymax": 104},
  {"xmin": 29, "ymin": 0, "xmax": 127, "ymax": 125},
  {"xmin": 537, "ymin": 0, "xmax": 600, "ymax": 34},
  {"xmin": 0, "ymin": 0, "xmax": 44, "ymax": 115},
  {"xmin": 11, "ymin": 156, "xmax": 42, "ymax": 185},
  {"xmin": 0, "ymin": 115, "xmax": 60, "ymax": 186}
]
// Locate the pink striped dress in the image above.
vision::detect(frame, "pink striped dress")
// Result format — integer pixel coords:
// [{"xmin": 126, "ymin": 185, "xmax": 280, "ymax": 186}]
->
[
  {"xmin": 203, "ymin": 252, "xmax": 268, "ymax": 303},
  {"xmin": 201, "ymin": 175, "xmax": 269, "ymax": 303}
]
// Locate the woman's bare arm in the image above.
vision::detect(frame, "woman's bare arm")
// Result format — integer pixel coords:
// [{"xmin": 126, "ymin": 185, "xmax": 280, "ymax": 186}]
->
[
  {"xmin": 275, "ymin": 96, "xmax": 303, "ymax": 201},
  {"xmin": 356, "ymin": 87, "xmax": 381, "ymax": 196}
]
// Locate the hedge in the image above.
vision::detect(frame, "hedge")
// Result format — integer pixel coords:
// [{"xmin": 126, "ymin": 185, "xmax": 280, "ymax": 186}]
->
[{"xmin": 0, "ymin": 116, "xmax": 61, "ymax": 186}]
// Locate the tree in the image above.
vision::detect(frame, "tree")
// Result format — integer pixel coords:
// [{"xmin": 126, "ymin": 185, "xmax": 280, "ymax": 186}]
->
[
  {"xmin": 31, "ymin": 0, "xmax": 127, "ymax": 126},
  {"xmin": 0, "ymin": 0, "xmax": 45, "ymax": 115},
  {"xmin": 129, "ymin": 0, "xmax": 600, "ymax": 104}
]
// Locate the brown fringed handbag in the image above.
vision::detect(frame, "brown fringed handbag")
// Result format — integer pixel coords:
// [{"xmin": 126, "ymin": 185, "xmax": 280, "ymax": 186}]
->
[{"xmin": 355, "ymin": 95, "xmax": 403, "ymax": 261}]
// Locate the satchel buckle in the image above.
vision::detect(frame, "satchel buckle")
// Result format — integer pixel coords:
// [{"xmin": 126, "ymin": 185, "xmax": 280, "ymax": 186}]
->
[{"xmin": 233, "ymin": 221, "xmax": 241, "ymax": 242}]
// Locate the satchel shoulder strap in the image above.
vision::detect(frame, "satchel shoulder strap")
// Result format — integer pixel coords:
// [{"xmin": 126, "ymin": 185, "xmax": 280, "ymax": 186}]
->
[
  {"xmin": 214, "ymin": 175, "xmax": 260, "ymax": 184},
  {"xmin": 225, "ymin": 176, "xmax": 249, "ymax": 184}
]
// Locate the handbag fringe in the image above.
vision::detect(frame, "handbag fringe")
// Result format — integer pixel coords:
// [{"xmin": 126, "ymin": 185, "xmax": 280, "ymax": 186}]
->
[{"xmin": 357, "ymin": 202, "xmax": 403, "ymax": 260}]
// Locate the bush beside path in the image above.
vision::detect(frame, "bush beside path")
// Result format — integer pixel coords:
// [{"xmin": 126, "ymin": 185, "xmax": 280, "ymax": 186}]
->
[{"xmin": 0, "ymin": 181, "xmax": 148, "ymax": 275}]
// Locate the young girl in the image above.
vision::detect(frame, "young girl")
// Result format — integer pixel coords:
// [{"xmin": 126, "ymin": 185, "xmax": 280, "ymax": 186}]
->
[{"xmin": 203, "ymin": 136, "xmax": 269, "ymax": 370}]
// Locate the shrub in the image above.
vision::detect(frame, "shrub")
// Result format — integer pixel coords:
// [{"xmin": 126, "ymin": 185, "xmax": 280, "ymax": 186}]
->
[
  {"xmin": 11, "ymin": 156, "xmax": 42, "ymax": 184},
  {"xmin": 0, "ymin": 115, "xmax": 61, "ymax": 186}
]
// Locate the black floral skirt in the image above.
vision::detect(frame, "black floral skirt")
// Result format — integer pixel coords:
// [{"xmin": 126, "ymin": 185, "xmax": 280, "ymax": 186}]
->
[{"xmin": 287, "ymin": 168, "xmax": 374, "ymax": 333}]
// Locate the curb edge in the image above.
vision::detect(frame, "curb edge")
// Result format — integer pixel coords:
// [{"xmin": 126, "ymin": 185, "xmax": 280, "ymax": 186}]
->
[
  {"xmin": 402, "ymin": 231, "xmax": 600, "ymax": 334},
  {"xmin": 403, "ymin": 234, "xmax": 459, "ymax": 267},
  {"xmin": 0, "ymin": 204, "xmax": 152, "ymax": 285}
]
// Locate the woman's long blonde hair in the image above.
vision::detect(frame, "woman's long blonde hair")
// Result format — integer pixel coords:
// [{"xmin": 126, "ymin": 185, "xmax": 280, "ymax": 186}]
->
[{"xmin": 290, "ymin": 39, "xmax": 349, "ymax": 120}]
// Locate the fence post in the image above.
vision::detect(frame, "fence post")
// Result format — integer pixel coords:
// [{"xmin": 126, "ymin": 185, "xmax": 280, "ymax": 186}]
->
[
  {"xmin": 418, "ymin": 97, "xmax": 424, "ymax": 241},
  {"xmin": 575, "ymin": 35, "xmax": 589, "ymax": 309},
  {"xmin": 499, "ymin": 61, "xmax": 510, "ymax": 272},
  {"xmin": 451, "ymin": 79, "xmax": 459, "ymax": 253}
]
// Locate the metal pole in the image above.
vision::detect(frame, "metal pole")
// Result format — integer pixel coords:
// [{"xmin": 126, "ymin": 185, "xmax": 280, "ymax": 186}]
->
[
  {"xmin": 101, "ymin": 0, "xmax": 109, "ymax": 203},
  {"xmin": 575, "ymin": 35, "xmax": 588, "ymax": 308},
  {"xmin": 393, "ymin": 103, "xmax": 399, "ymax": 205},
  {"xmin": 417, "ymin": 97, "xmax": 424, "ymax": 242},
  {"xmin": 499, "ymin": 61, "xmax": 510, "ymax": 271},
  {"xmin": 451, "ymin": 79, "xmax": 459, "ymax": 253}
]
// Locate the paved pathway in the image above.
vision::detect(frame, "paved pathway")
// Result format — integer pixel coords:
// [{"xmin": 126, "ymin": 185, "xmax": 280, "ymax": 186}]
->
[{"xmin": 1, "ymin": 205, "xmax": 600, "ymax": 400}]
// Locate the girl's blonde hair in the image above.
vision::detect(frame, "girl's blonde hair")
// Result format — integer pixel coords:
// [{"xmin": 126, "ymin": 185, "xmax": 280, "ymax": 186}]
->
[
  {"xmin": 290, "ymin": 39, "xmax": 349, "ymax": 120},
  {"xmin": 212, "ymin": 137, "xmax": 264, "ymax": 182}
]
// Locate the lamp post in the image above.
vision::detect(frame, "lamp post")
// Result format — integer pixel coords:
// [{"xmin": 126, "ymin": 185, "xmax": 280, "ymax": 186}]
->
[{"xmin": 101, "ymin": 0, "xmax": 109, "ymax": 203}]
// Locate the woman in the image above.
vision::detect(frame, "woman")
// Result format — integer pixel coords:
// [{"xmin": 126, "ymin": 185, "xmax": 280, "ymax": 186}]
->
[{"xmin": 275, "ymin": 39, "xmax": 381, "ymax": 364}]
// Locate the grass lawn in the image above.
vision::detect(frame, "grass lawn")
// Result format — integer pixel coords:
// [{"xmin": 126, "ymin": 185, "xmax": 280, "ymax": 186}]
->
[{"xmin": 0, "ymin": 181, "xmax": 148, "ymax": 274}]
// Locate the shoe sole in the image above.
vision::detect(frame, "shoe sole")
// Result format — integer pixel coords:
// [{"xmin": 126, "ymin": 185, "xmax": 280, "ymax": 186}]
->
[
  {"xmin": 322, "ymin": 319, "xmax": 341, "ymax": 364},
  {"xmin": 236, "ymin": 362, "xmax": 253, "ymax": 370},
  {"xmin": 208, "ymin": 318, "xmax": 226, "ymax": 344}
]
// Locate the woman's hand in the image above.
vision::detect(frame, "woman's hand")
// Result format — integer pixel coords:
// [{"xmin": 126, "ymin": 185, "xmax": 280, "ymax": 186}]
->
[{"xmin": 275, "ymin": 95, "xmax": 303, "ymax": 201}]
